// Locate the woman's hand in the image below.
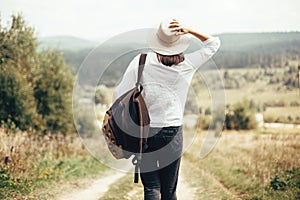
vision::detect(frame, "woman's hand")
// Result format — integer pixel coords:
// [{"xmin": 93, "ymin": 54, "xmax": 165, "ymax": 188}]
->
[
  {"xmin": 169, "ymin": 19, "xmax": 212, "ymax": 42},
  {"xmin": 169, "ymin": 19, "xmax": 190, "ymax": 35}
]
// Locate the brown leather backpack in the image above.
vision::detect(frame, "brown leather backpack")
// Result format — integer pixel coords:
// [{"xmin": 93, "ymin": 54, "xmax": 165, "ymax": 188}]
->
[{"xmin": 102, "ymin": 54, "xmax": 150, "ymax": 183}]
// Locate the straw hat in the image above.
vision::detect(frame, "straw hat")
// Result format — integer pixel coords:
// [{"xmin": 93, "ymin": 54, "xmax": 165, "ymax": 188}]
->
[{"xmin": 147, "ymin": 19, "xmax": 190, "ymax": 55}]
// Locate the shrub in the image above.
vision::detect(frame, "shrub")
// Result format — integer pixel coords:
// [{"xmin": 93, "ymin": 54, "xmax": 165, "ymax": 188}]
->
[
  {"xmin": 290, "ymin": 101, "xmax": 300, "ymax": 107},
  {"xmin": 269, "ymin": 168, "xmax": 300, "ymax": 192},
  {"xmin": 263, "ymin": 100, "xmax": 287, "ymax": 107},
  {"xmin": 225, "ymin": 99, "xmax": 257, "ymax": 130},
  {"xmin": 198, "ymin": 116, "xmax": 211, "ymax": 130}
]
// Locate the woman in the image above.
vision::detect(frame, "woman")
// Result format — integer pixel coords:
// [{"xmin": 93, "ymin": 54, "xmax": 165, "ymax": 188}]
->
[{"xmin": 115, "ymin": 19, "xmax": 220, "ymax": 200}]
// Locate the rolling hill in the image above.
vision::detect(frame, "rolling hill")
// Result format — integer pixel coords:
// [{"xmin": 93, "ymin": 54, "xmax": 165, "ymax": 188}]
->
[
  {"xmin": 38, "ymin": 32, "xmax": 300, "ymax": 53},
  {"xmin": 38, "ymin": 35, "xmax": 98, "ymax": 51},
  {"xmin": 38, "ymin": 32, "xmax": 300, "ymax": 85}
]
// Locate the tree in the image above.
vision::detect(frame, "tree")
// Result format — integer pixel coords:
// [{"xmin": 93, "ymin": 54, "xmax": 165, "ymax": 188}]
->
[
  {"xmin": 0, "ymin": 15, "xmax": 40, "ymax": 130},
  {"xmin": 34, "ymin": 51, "xmax": 74, "ymax": 134},
  {"xmin": 0, "ymin": 15, "xmax": 75, "ymax": 134},
  {"xmin": 0, "ymin": 62, "xmax": 39, "ymax": 130}
]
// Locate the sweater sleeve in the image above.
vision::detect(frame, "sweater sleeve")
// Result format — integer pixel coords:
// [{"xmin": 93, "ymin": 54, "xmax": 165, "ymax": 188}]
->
[
  {"xmin": 114, "ymin": 54, "xmax": 140, "ymax": 99},
  {"xmin": 185, "ymin": 37, "xmax": 221, "ymax": 69}
]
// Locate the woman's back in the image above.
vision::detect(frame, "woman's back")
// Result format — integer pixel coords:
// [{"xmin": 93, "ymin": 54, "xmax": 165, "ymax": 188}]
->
[{"xmin": 115, "ymin": 37, "xmax": 220, "ymax": 127}]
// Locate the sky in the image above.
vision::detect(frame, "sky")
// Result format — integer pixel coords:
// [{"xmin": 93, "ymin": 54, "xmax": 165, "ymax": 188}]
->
[{"xmin": 1, "ymin": 0, "xmax": 300, "ymax": 40}]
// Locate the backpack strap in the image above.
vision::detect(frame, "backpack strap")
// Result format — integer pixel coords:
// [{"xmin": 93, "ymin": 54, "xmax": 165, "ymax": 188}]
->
[
  {"xmin": 133, "ymin": 144, "xmax": 148, "ymax": 183},
  {"xmin": 136, "ymin": 54, "xmax": 147, "ymax": 87},
  {"xmin": 133, "ymin": 53, "xmax": 147, "ymax": 183}
]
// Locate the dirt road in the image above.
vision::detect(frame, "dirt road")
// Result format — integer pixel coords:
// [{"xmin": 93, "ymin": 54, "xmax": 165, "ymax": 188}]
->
[
  {"xmin": 57, "ymin": 164, "xmax": 198, "ymax": 200},
  {"xmin": 58, "ymin": 170, "xmax": 126, "ymax": 200},
  {"xmin": 57, "ymin": 158, "xmax": 238, "ymax": 200},
  {"xmin": 57, "ymin": 115, "xmax": 239, "ymax": 200}
]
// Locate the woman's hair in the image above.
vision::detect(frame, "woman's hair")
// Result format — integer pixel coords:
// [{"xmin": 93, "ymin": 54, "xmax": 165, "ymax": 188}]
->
[{"xmin": 156, "ymin": 53, "xmax": 185, "ymax": 67}]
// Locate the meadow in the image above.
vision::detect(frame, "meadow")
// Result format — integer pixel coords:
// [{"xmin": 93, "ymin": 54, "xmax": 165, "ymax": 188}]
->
[
  {"xmin": 1, "ymin": 66, "xmax": 299, "ymax": 199},
  {"xmin": 98, "ymin": 128, "xmax": 300, "ymax": 200},
  {"xmin": 184, "ymin": 129, "xmax": 300, "ymax": 200},
  {"xmin": 95, "ymin": 65, "xmax": 300, "ymax": 199},
  {"xmin": 0, "ymin": 129, "xmax": 107, "ymax": 200},
  {"xmin": 187, "ymin": 67, "xmax": 300, "ymax": 125}
]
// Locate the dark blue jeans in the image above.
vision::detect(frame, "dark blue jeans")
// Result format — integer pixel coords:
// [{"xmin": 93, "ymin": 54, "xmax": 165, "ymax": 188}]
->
[{"xmin": 140, "ymin": 126, "xmax": 183, "ymax": 200}]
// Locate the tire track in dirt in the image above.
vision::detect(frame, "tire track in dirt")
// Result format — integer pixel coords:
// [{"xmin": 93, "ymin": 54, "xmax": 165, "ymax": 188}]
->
[
  {"xmin": 177, "ymin": 170, "xmax": 197, "ymax": 200},
  {"xmin": 57, "ymin": 169, "xmax": 127, "ymax": 200},
  {"xmin": 123, "ymin": 168, "xmax": 197, "ymax": 200}
]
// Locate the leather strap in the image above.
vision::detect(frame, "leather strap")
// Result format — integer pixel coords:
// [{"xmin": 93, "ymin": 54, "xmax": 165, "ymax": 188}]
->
[
  {"xmin": 136, "ymin": 54, "xmax": 147, "ymax": 87},
  {"xmin": 133, "ymin": 53, "xmax": 147, "ymax": 183}
]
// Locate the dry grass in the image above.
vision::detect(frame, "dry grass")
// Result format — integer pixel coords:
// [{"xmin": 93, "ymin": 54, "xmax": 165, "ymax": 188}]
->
[
  {"xmin": 0, "ymin": 129, "xmax": 106, "ymax": 199},
  {"xmin": 263, "ymin": 106, "xmax": 300, "ymax": 122},
  {"xmin": 184, "ymin": 130, "xmax": 300, "ymax": 199}
]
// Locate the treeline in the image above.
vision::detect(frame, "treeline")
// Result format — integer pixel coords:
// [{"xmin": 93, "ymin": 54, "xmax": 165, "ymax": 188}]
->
[
  {"xmin": 223, "ymin": 65, "xmax": 299, "ymax": 90},
  {"xmin": 215, "ymin": 32, "xmax": 300, "ymax": 68},
  {"xmin": 0, "ymin": 15, "xmax": 74, "ymax": 134}
]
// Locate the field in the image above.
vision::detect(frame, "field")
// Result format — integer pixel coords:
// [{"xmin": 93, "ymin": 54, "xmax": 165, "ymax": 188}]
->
[
  {"xmin": 187, "ymin": 67, "xmax": 300, "ymax": 124},
  {"xmin": 0, "ymin": 129, "xmax": 107, "ymax": 199},
  {"xmin": 185, "ymin": 129, "xmax": 300, "ymax": 199},
  {"xmin": 1, "ymin": 65, "xmax": 299, "ymax": 199},
  {"xmin": 98, "ymin": 128, "xmax": 300, "ymax": 199}
]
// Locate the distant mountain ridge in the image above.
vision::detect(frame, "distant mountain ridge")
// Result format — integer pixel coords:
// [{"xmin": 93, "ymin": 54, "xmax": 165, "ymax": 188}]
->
[
  {"xmin": 38, "ymin": 32, "xmax": 300, "ymax": 53},
  {"xmin": 39, "ymin": 32, "xmax": 300, "ymax": 86},
  {"xmin": 215, "ymin": 32, "xmax": 300, "ymax": 53},
  {"xmin": 38, "ymin": 35, "xmax": 98, "ymax": 51}
]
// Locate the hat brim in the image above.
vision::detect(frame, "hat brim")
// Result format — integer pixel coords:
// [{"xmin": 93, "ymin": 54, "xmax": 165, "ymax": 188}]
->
[{"xmin": 147, "ymin": 28, "xmax": 190, "ymax": 55}]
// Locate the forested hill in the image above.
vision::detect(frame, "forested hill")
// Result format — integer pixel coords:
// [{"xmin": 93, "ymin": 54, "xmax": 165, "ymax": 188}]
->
[
  {"xmin": 39, "ymin": 32, "xmax": 300, "ymax": 85},
  {"xmin": 39, "ymin": 32, "xmax": 300, "ymax": 53},
  {"xmin": 217, "ymin": 32, "xmax": 300, "ymax": 53},
  {"xmin": 38, "ymin": 36, "xmax": 97, "ymax": 51},
  {"xmin": 214, "ymin": 32, "xmax": 300, "ymax": 68}
]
